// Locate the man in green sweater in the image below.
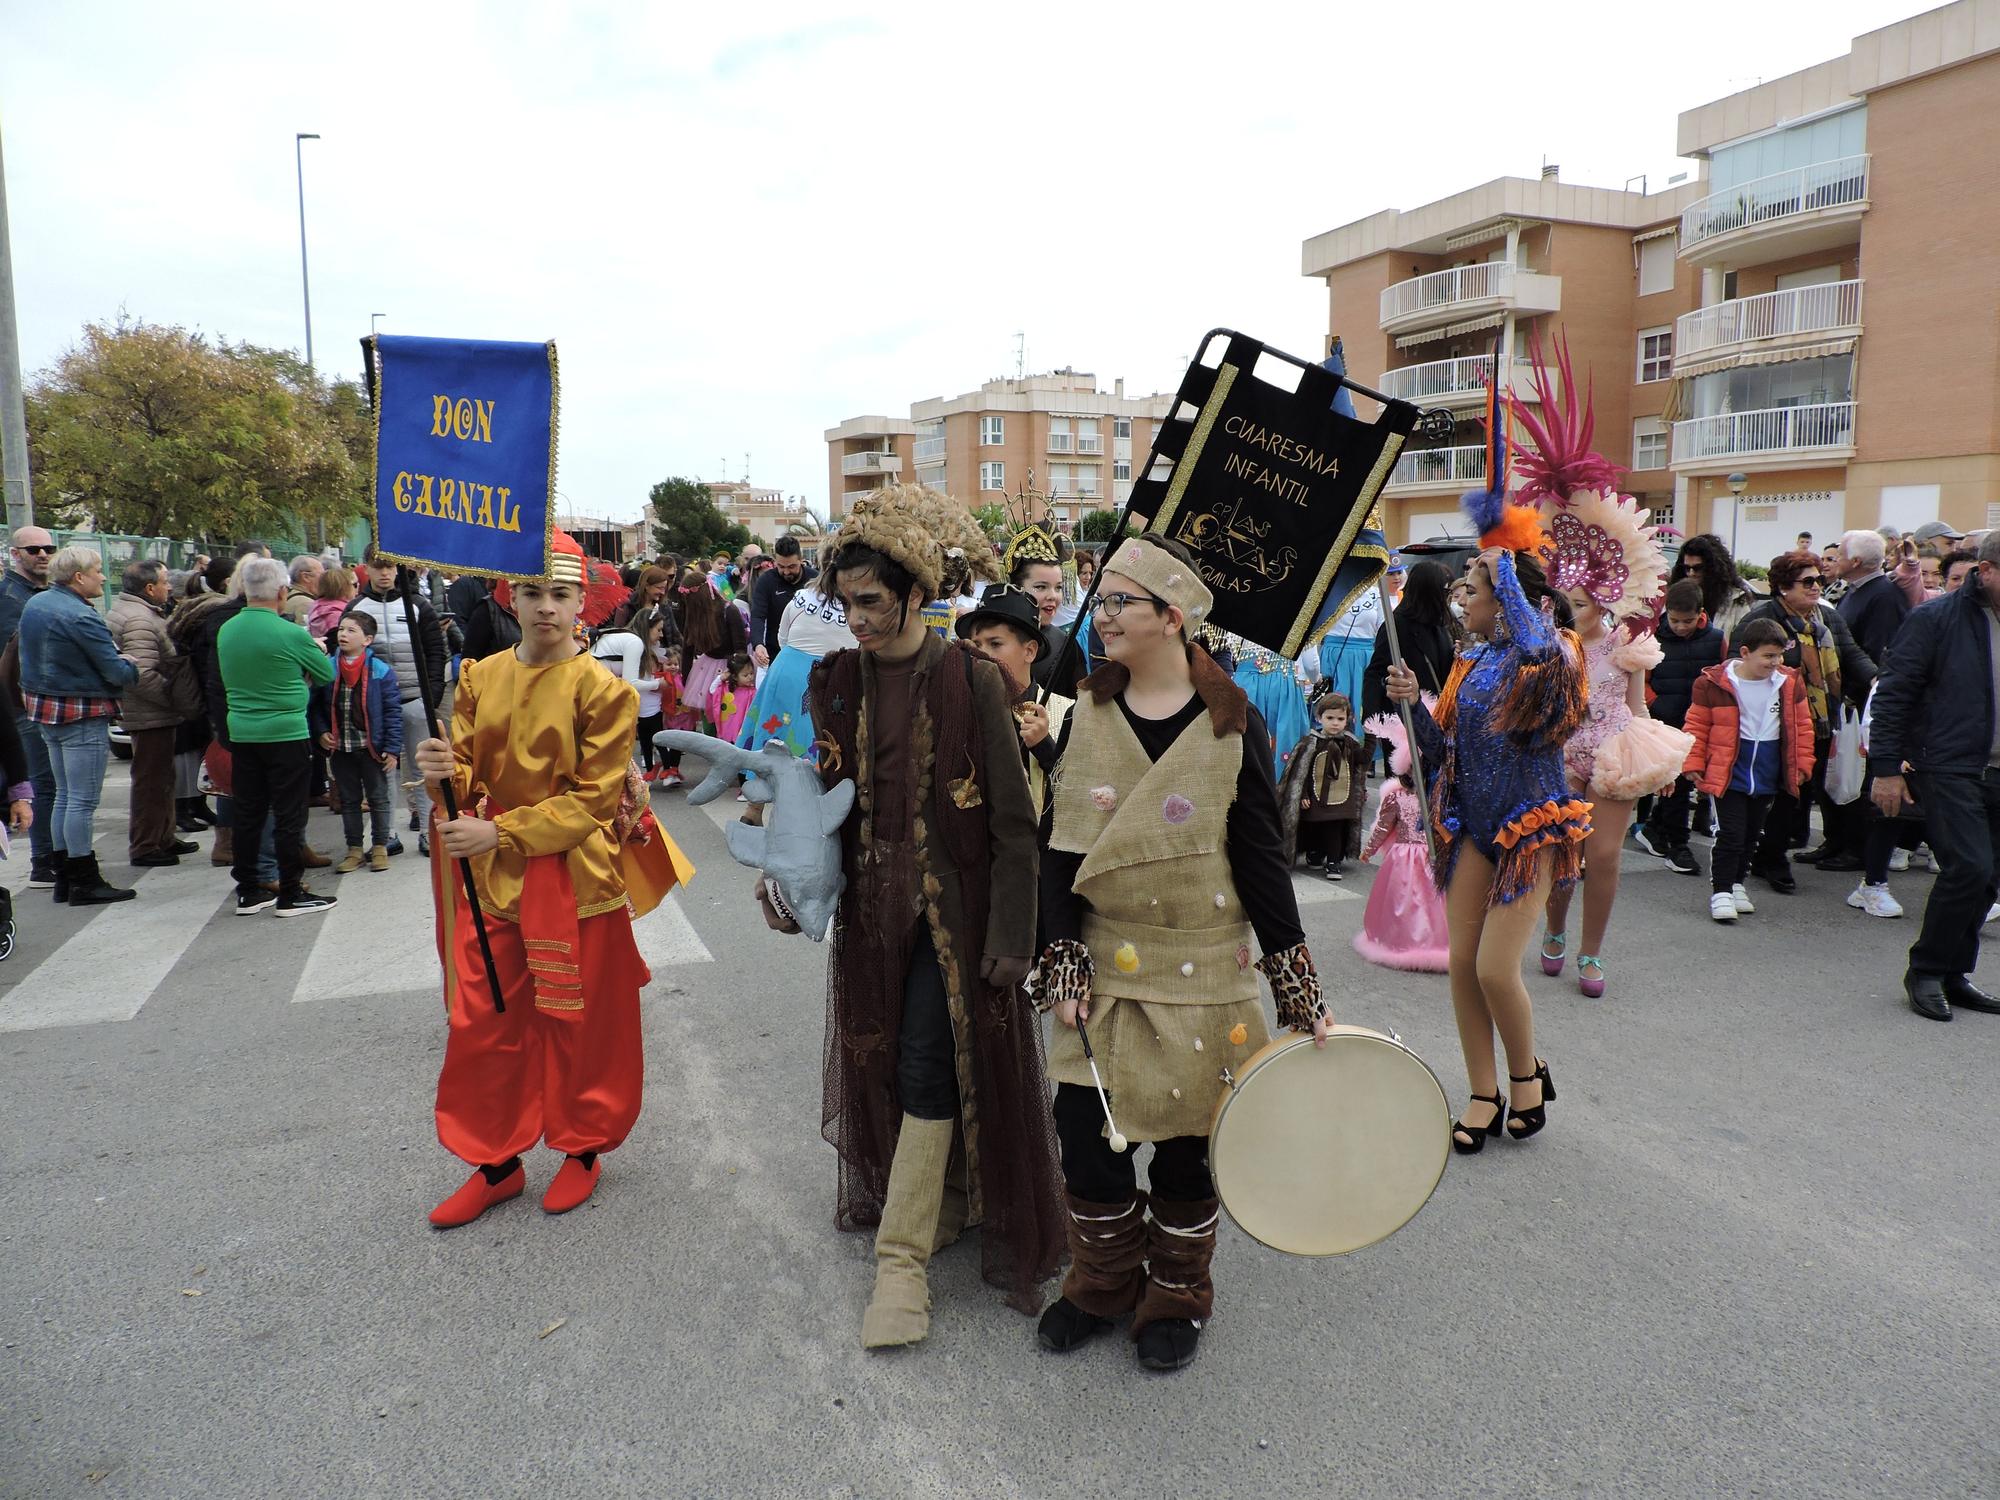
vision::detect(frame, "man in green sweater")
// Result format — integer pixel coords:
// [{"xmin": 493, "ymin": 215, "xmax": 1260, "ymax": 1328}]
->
[{"xmin": 217, "ymin": 557, "xmax": 339, "ymax": 917}]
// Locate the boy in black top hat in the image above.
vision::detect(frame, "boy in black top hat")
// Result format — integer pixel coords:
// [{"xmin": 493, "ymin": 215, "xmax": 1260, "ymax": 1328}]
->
[{"xmin": 955, "ymin": 583, "xmax": 1071, "ymax": 820}]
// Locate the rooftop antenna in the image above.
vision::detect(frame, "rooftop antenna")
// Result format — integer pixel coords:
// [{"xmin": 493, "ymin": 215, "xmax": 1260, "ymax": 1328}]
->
[
  {"xmin": 1015, "ymin": 331, "xmax": 1025, "ymax": 380},
  {"xmin": 744, "ymin": 451, "xmax": 751, "ymax": 484}
]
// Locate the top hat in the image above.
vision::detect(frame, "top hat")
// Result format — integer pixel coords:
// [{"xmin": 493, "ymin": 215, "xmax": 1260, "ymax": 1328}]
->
[{"xmin": 953, "ymin": 583, "xmax": 1044, "ymax": 644}]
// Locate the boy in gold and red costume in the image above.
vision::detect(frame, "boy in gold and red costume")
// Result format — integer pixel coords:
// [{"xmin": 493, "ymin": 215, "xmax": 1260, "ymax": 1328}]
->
[{"xmin": 413, "ymin": 529, "xmax": 690, "ymax": 1228}]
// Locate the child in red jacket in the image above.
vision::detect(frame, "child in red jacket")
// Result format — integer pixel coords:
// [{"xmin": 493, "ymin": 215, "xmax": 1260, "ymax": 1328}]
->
[{"xmin": 1682, "ymin": 617, "xmax": 1816, "ymax": 923}]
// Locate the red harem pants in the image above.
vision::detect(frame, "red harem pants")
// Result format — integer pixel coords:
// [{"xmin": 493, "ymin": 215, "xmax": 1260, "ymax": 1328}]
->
[{"xmin": 434, "ymin": 906, "xmax": 651, "ymax": 1166}]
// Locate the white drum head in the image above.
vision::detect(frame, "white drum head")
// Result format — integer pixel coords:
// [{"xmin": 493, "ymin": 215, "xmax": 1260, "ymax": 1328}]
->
[{"xmin": 1211, "ymin": 1027, "xmax": 1450, "ymax": 1256}]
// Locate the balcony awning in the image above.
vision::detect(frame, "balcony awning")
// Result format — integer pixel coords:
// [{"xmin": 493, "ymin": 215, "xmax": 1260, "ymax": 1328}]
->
[
  {"xmin": 1631, "ymin": 224, "xmax": 1678, "ymax": 246},
  {"xmin": 1394, "ymin": 325, "xmax": 1450, "ymax": 350},
  {"xmin": 1673, "ymin": 336, "xmax": 1858, "ymax": 379},
  {"xmin": 1443, "ymin": 219, "xmax": 1519, "ymax": 253}
]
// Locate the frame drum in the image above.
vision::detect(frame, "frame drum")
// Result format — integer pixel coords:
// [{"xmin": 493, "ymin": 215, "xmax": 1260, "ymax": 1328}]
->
[{"xmin": 1209, "ymin": 1025, "xmax": 1450, "ymax": 1256}]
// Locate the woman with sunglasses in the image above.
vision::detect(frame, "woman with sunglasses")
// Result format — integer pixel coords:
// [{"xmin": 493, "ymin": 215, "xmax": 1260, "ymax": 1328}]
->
[
  {"xmin": 1738, "ymin": 550, "xmax": 1876, "ymax": 886},
  {"xmin": 1668, "ymin": 534, "xmax": 1758, "ymax": 644}
]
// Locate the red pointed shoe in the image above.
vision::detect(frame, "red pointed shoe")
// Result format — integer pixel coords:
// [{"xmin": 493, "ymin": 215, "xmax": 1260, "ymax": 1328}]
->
[
  {"xmin": 542, "ymin": 1155, "xmax": 602, "ymax": 1214},
  {"xmin": 429, "ymin": 1165, "xmax": 525, "ymax": 1228}
]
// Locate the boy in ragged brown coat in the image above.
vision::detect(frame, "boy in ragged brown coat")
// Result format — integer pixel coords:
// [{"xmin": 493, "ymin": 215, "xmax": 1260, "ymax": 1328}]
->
[{"xmin": 1682, "ymin": 617, "xmax": 1816, "ymax": 923}]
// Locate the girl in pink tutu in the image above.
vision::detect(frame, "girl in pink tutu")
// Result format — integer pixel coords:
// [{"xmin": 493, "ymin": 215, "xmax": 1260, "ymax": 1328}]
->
[
  {"xmin": 1508, "ymin": 336, "xmax": 1692, "ymax": 999},
  {"xmin": 1354, "ymin": 708, "xmax": 1449, "ymax": 972}
]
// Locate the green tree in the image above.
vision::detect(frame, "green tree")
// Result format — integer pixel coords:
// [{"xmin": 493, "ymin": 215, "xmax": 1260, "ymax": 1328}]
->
[
  {"xmin": 648, "ymin": 476, "xmax": 751, "ymax": 561},
  {"xmin": 25, "ymin": 316, "xmax": 369, "ymax": 541},
  {"xmin": 1075, "ymin": 508, "xmax": 1122, "ymax": 545},
  {"xmin": 970, "ymin": 501, "xmax": 1011, "ymax": 547}
]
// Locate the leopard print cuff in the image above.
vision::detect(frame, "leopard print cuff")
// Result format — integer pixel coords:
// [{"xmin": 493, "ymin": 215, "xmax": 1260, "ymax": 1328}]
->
[
  {"xmin": 1256, "ymin": 942, "xmax": 1326, "ymax": 1032},
  {"xmin": 1031, "ymin": 939, "xmax": 1094, "ymax": 1015}
]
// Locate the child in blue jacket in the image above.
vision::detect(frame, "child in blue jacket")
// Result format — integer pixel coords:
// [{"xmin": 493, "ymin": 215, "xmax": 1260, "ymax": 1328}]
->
[{"xmin": 311, "ymin": 613, "xmax": 405, "ymax": 872}]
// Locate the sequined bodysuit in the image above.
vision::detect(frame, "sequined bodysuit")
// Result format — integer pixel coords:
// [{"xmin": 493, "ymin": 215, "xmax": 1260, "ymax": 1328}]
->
[{"xmin": 1410, "ymin": 553, "xmax": 1592, "ymax": 905}]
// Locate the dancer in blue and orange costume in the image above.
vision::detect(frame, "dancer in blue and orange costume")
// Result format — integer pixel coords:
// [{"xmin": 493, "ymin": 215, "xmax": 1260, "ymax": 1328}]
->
[
  {"xmin": 1505, "ymin": 337, "xmax": 1689, "ymax": 1000},
  {"xmin": 415, "ymin": 530, "xmax": 693, "ymax": 1227},
  {"xmin": 1385, "ymin": 383, "xmax": 1588, "ymax": 1155}
]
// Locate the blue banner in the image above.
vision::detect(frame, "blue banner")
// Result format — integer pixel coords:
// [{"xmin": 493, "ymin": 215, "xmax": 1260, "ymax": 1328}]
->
[{"xmin": 370, "ymin": 334, "xmax": 557, "ymax": 579}]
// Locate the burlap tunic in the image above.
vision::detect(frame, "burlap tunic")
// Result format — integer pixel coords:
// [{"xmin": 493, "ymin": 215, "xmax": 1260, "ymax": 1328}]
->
[{"xmin": 1044, "ymin": 653, "xmax": 1303, "ymax": 1141}]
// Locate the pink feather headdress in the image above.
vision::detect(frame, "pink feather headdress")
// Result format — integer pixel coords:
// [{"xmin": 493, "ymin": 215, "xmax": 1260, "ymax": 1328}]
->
[{"xmin": 1507, "ymin": 329, "xmax": 1669, "ymax": 623}]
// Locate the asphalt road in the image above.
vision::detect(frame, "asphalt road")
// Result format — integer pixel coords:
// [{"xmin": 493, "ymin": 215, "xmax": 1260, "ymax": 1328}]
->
[{"xmin": 2, "ymin": 760, "xmax": 1995, "ymax": 1498}]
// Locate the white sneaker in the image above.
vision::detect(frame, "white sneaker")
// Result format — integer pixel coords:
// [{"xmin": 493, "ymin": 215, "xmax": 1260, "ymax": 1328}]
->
[
  {"xmin": 1888, "ymin": 848, "xmax": 1910, "ymax": 873},
  {"xmin": 1709, "ymin": 891, "xmax": 1738, "ymax": 923},
  {"xmin": 1913, "ymin": 846, "xmax": 1936, "ymax": 872},
  {"xmin": 1847, "ymin": 882, "xmax": 1904, "ymax": 918},
  {"xmin": 1730, "ymin": 883, "xmax": 1756, "ymax": 915},
  {"xmin": 1986, "ymin": 903, "xmax": 1999, "ymax": 924}
]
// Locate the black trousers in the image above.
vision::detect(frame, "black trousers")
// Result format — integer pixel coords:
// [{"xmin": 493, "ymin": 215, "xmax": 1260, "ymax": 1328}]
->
[
  {"xmin": 1052, "ymin": 1081, "xmax": 1214, "ymax": 1204},
  {"xmin": 1911, "ymin": 767, "xmax": 2000, "ymax": 978},
  {"xmin": 231, "ymin": 739, "xmax": 310, "ymax": 897},
  {"xmin": 1712, "ymin": 790, "xmax": 1773, "ymax": 893},
  {"xmin": 1757, "ymin": 744, "xmax": 1829, "ymax": 864},
  {"xmin": 1648, "ymin": 775, "xmax": 1694, "ymax": 846},
  {"xmin": 898, "ymin": 927, "xmax": 958, "ymax": 1121},
  {"xmin": 636, "ymin": 712, "xmax": 663, "ymax": 771}
]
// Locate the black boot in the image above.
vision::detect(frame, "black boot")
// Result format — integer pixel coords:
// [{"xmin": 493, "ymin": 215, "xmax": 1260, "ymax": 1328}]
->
[
  {"xmin": 68, "ymin": 855, "xmax": 137, "ymax": 906},
  {"xmin": 175, "ymin": 798, "xmax": 206, "ymax": 833},
  {"xmin": 51, "ymin": 849, "xmax": 69, "ymax": 903}
]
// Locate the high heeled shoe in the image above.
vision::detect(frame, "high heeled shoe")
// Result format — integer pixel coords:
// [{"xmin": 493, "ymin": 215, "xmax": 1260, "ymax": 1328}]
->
[
  {"xmin": 1577, "ymin": 955, "xmax": 1606, "ymax": 999},
  {"xmin": 1539, "ymin": 930, "xmax": 1567, "ymax": 977},
  {"xmin": 1451, "ymin": 1090, "xmax": 1507, "ymax": 1155},
  {"xmin": 1506, "ymin": 1059, "xmax": 1556, "ymax": 1141}
]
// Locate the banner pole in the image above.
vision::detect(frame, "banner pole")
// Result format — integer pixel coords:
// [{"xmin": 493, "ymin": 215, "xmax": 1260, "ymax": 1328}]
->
[
  {"xmin": 400, "ymin": 571, "xmax": 507, "ymax": 1013},
  {"xmin": 1378, "ymin": 594, "xmax": 1439, "ymax": 865}
]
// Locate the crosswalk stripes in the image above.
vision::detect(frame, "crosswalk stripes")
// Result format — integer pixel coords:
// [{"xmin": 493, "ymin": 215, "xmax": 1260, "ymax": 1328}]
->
[
  {"xmin": 0, "ymin": 872, "xmax": 227, "ymax": 1033},
  {"xmin": 288, "ymin": 868, "xmax": 714, "ymax": 1005},
  {"xmin": 0, "ymin": 760, "xmax": 719, "ymax": 1031}
]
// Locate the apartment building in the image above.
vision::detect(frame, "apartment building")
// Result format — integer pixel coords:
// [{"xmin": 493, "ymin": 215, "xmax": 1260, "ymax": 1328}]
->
[
  {"xmin": 702, "ymin": 480, "xmax": 814, "ymax": 546},
  {"xmin": 1303, "ymin": 0, "xmax": 2000, "ymax": 562},
  {"xmin": 824, "ymin": 371, "xmax": 1174, "ymax": 526}
]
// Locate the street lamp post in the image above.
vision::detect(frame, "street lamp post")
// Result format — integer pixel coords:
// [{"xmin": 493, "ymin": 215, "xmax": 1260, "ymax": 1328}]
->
[
  {"xmin": 294, "ymin": 133, "xmax": 319, "ymax": 370},
  {"xmin": 294, "ymin": 132, "xmax": 321, "ymax": 550},
  {"xmin": 1726, "ymin": 471, "xmax": 1749, "ymax": 564},
  {"xmin": 0, "ymin": 115, "xmax": 33, "ymax": 528}
]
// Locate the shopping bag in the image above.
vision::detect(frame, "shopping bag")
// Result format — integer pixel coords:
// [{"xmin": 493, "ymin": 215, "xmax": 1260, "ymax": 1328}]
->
[{"xmin": 1825, "ymin": 704, "xmax": 1865, "ymax": 806}]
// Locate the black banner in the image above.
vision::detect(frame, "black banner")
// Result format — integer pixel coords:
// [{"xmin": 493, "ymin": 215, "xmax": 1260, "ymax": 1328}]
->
[{"xmin": 1124, "ymin": 330, "xmax": 1418, "ymax": 658}]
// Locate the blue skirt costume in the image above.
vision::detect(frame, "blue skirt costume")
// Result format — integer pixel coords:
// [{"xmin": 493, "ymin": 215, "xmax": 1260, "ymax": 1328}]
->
[
  {"xmin": 737, "ymin": 645, "xmax": 822, "ymax": 762},
  {"xmin": 1409, "ymin": 554, "xmax": 1591, "ymax": 905},
  {"xmin": 1314, "ymin": 588, "xmax": 1382, "ymax": 714},
  {"xmin": 1231, "ymin": 640, "xmax": 1313, "ymax": 783}
]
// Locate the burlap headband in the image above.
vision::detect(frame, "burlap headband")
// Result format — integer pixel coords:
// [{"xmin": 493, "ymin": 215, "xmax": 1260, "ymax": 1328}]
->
[{"xmin": 1102, "ymin": 536, "xmax": 1213, "ymax": 624}]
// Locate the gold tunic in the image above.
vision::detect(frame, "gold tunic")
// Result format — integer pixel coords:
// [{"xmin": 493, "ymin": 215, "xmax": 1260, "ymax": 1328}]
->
[{"xmin": 445, "ymin": 649, "xmax": 638, "ymax": 921}]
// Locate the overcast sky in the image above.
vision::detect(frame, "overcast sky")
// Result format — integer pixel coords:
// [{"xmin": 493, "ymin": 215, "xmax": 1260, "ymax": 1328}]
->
[{"xmin": 4, "ymin": 0, "xmax": 1917, "ymax": 524}]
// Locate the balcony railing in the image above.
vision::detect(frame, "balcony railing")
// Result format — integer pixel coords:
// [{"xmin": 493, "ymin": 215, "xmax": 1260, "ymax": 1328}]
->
[
  {"xmin": 912, "ymin": 436, "xmax": 947, "ymax": 462},
  {"xmin": 1671, "ymin": 402, "xmax": 1856, "ymax": 465},
  {"xmin": 1076, "ymin": 435, "xmax": 1103, "ymax": 454},
  {"xmin": 1680, "ymin": 155, "xmax": 1870, "ymax": 255},
  {"xmin": 1385, "ymin": 445, "xmax": 1487, "ymax": 490},
  {"xmin": 1675, "ymin": 279, "xmax": 1863, "ymax": 361},
  {"xmin": 841, "ymin": 451, "xmax": 902, "ymax": 475},
  {"xmin": 1380, "ymin": 263, "xmax": 1514, "ymax": 325}
]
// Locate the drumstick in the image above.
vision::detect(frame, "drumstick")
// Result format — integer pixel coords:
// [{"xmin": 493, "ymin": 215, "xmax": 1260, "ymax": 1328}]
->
[{"xmin": 1074, "ymin": 1015, "xmax": 1128, "ymax": 1154}]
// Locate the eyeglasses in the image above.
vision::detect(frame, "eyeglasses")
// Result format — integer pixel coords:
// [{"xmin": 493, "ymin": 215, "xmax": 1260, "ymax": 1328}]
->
[
  {"xmin": 18, "ymin": 544, "xmax": 56, "ymax": 556},
  {"xmin": 1794, "ymin": 576, "xmax": 1824, "ymax": 588},
  {"xmin": 1682, "ymin": 560, "xmax": 1705, "ymax": 573},
  {"xmin": 1091, "ymin": 591, "xmax": 1159, "ymax": 620}
]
